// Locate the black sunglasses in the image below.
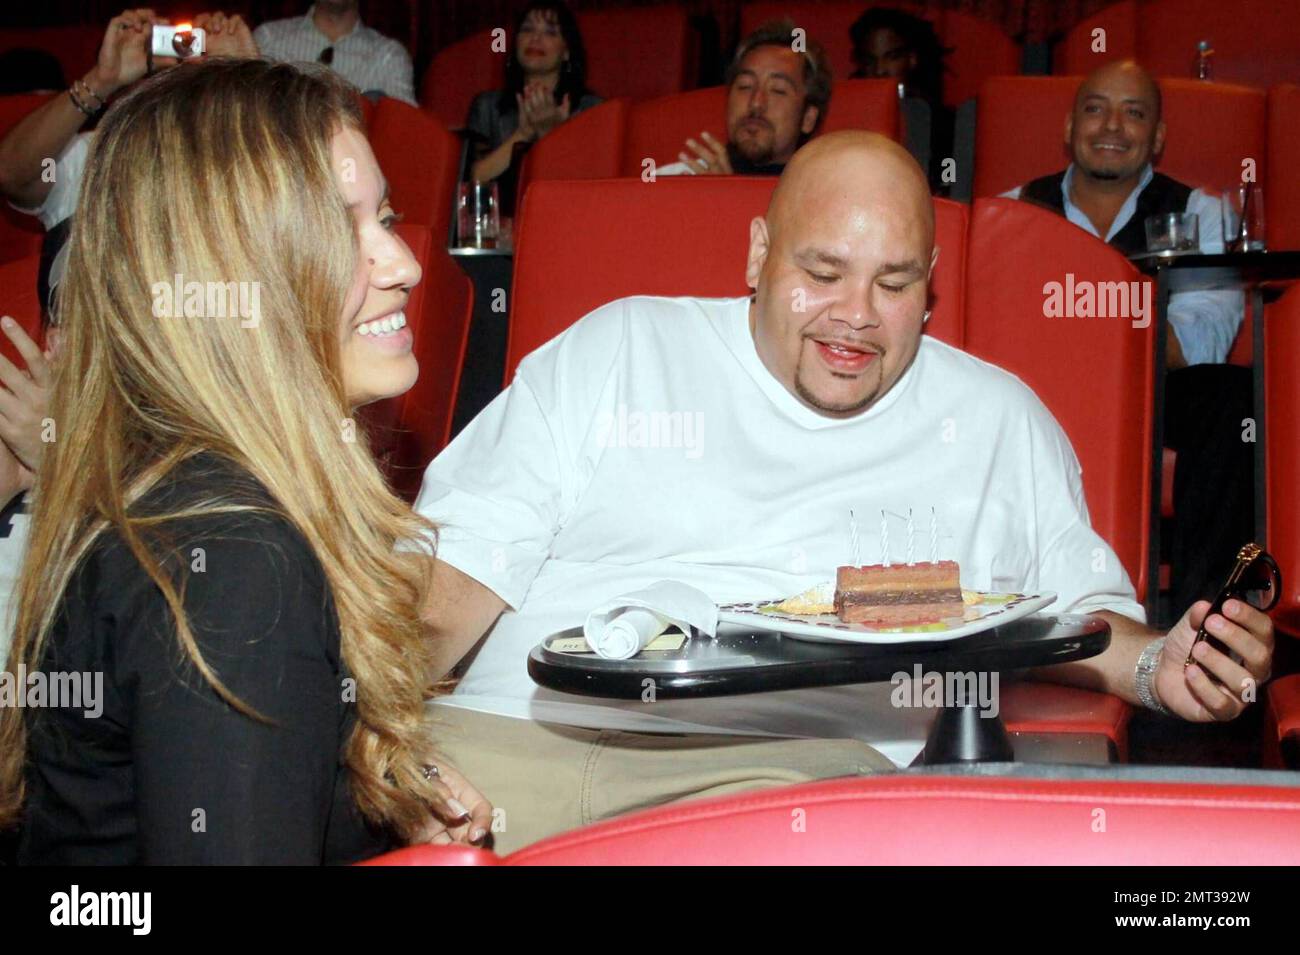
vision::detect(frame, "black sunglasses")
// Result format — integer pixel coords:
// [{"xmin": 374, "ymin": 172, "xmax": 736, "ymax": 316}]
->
[{"xmin": 319, "ymin": 47, "xmax": 334, "ymax": 65}]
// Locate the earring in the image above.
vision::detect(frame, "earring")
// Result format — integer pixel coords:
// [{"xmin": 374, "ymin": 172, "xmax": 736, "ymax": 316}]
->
[{"xmin": 922, "ymin": 310, "xmax": 932, "ymax": 324}]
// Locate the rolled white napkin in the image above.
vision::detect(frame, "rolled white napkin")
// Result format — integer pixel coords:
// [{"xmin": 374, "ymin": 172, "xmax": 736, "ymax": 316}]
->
[{"xmin": 584, "ymin": 581, "xmax": 719, "ymax": 660}]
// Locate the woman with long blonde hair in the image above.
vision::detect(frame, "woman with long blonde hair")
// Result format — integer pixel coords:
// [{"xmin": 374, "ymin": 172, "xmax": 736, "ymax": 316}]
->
[{"xmin": 0, "ymin": 58, "xmax": 490, "ymax": 863}]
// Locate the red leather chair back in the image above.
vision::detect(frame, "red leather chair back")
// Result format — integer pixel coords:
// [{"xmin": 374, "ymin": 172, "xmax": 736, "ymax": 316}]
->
[
  {"xmin": 1054, "ymin": 0, "xmax": 1300, "ymax": 92},
  {"xmin": 818, "ymin": 78, "xmax": 900, "ymax": 137},
  {"xmin": 974, "ymin": 75, "xmax": 1267, "ymax": 199},
  {"xmin": 0, "ymin": 253, "xmax": 44, "ymax": 364},
  {"xmin": 580, "ymin": 6, "xmax": 695, "ymax": 103},
  {"xmin": 421, "ymin": 29, "xmax": 504, "ymax": 130},
  {"xmin": 1266, "ymin": 283, "xmax": 1300, "ymax": 636},
  {"xmin": 964, "ymin": 198, "xmax": 1152, "ymax": 598},
  {"xmin": 524, "ymin": 80, "xmax": 899, "ymax": 192},
  {"xmin": 927, "ymin": 198, "xmax": 965, "ymax": 348},
  {"xmin": 421, "ymin": 8, "xmax": 696, "ymax": 129},
  {"xmin": 1267, "ymin": 84, "xmax": 1300, "ymax": 253},
  {"xmin": 366, "ymin": 97, "xmax": 461, "ymax": 246},
  {"xmin": 507, "ymin": 177, "xmax": 775, "ymax": 381},
  {"xmin": 1052, "ymin": 0, "xmax": 1139, "ymax": 78},
  {"xmin": 622, "ymin": 87, "xmax": 728, "ymax": 173},
  {"xmin": 360, "ymin": 224, "xmax": 472, "ymax": 501},
  {"xmin": 0, "ymin": 93, "xmax": 55, "ymax": 262},
  {"xmin": 739, "ymin": 1, "xmax": 1020, "ymax": 108},
  {"xmin": 360, "ymin": 774, "xmax": 1300, "ymax": 865},
  {"xmin": 507, "ymin": 179, "xmax": 966, "ymax": 382},
  {"xmin": 520, "ymin": 98, "xmax": 627, "ymax": 186}
]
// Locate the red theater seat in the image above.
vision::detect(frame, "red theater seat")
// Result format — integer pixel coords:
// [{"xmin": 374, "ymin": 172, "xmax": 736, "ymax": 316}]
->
[
  {"xmin": 964, "ymin": 199, "xmax": 1154, "ymax": 751},
  {"xmin": 506, "ymin": 178, "xmax": 965, "ymax": 381},
  {"xmin": 358, "ymin": 774, "xmax": 1300, "ymax": 864},
  {"xmin": 360, "ymin": 224, "xmax": 472, "ymax": 502},
  {"xmin": 965, "ymin": 198, "xmax": 1152, "ymax": 600},
  {"xmin": 519, "ymin": 81, "xmax": 899, "ymax": 208},
  {"xmin": 621, "ymin": 81, "xmax": 899, "ymax": 173},
  {"xmin": 0, "ymin": 253, "xmax": 43, "ymax": 364},
  {"xmin": 1267, "ymin": 84, "xmax": 1300, "ymax": 253},
  {"xmin": 1263, "ymin": 284, "xmax": 1300, "ymax": 767},
  {"xmin": 1054, "ymin": 0, "xmax": 1300, "ymax": 93},
  {"xmin": 420, "ymin": 29, "xmax": 503, "ymax": 130},
  {"xmin": 579, "ymin": 7, "xmax": 695, "ymax": 104},
  {"xmin": 739, "ymin": 1, "xmax": 1020, "ymax": 108},
  {"xmin": 365, "ymin": 97, "xmax": 461, "ymax": 246},
  {"xmin": 421, "ymin": 8, "xmax": 696, "ymax": 130},
  {"xmin": 1267, "ymin": 284, "xmax": 1300, "ymax": 640},
  {"xmin": 974, "ymin": 76, "xmax": 1267, "ymax": 199}
]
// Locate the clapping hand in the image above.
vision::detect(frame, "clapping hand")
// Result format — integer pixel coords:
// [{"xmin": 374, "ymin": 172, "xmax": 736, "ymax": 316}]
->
[{"xmin": 516, "ymin": 83, "xmax": 571, "ymax": 141}]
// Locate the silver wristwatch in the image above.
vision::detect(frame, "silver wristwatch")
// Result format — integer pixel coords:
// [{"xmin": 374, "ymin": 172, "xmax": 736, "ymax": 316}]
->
[{"xmin": 1135, "ymin": 636, "xmax": 1173, "ymax": 716}]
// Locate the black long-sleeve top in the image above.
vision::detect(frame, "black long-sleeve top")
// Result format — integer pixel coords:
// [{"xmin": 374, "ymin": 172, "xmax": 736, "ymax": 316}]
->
[{"xmin": 17, "ymin": 454, "xmax": 393, "ymax": 864}]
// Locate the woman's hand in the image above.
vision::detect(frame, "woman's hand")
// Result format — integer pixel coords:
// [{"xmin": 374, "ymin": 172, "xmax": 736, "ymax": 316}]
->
[
  {"xmin": 0, "ymin": 316, "xmax": 52, "ymax": 474},
  {"xmin": 89, "ymin": 8, "xmax": 168, "ymax": 97},
  {"xmin": 194, "ymin": 11, "xmax": 260, "ymax": 58},
  {"xmin": 412, "ymin": 760, "xmax": 493, "ymax": 847},
  {"xmin": 516, "ymin": 83, "xmax": 571, "ymax": 141}
]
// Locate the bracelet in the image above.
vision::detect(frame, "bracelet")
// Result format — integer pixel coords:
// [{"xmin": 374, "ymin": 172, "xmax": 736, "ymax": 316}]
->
[
  {"xmin": 72, "ymin": 78, "xmax": 105, "ymax": 109},
  {"xmin": 1135, "ymin": 636, "xmax": 1173, "ymax": 716},
  {"xmin": 67, "ymin": 87, "xmax": 97, "ymax": 118}
]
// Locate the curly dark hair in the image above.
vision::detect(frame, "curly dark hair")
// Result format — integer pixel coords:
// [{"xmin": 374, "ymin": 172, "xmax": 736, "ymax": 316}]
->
[
  {"xmin": 497, "ymin": 0, "xmax": 591, "ymax": 114},
  {"xmin": 849, "ymin": 7, "xmax": 951, "ymax": 106}
]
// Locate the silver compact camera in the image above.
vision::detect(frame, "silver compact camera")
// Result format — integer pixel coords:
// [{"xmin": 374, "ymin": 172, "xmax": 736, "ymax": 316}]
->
[{"xmin": 151, "ymin": 25, "xmax": 206, "ymax": 59}]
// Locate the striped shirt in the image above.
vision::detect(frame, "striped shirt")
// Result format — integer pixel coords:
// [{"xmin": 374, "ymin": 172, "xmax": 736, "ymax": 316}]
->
[{"xmin": 253, "ymin": 5, "xmax": 416, "ymax": 106}]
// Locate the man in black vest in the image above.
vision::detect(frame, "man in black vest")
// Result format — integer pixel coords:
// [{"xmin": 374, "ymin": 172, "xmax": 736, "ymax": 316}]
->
[{"xmin": 1006, "ymin": 60, "xmax": 1252, "ymax": 626}]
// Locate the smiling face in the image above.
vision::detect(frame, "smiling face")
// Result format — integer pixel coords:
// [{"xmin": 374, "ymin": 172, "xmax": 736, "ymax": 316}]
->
[
  {"xmin": 747, "ymin": 132, "xmax": 935, "ymax": 418},
  {"xmin": 333, "ymin": 125, "xmax": 421, "ymax": 408},
  {"xmin": 726, "ymin": 44, "xmax": 819, "ymax": 166},
  {"xmin": 1067, "ymin": 62, "xmax": 1165, "ymax": 185},
  {"xmin": 516, "ymin": 8, "xmax": 568, "ymax": 75}
]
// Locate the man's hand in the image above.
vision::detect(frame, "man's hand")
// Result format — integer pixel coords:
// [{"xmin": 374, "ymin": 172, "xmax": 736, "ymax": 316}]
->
[
  {"xmin": 1154, "ymin": 598, "xmax": 1274, "ymax": 721},
  {"xmin": 676, "ymin": 131, "xmax": 733, "ymax": 175},
  {"xmin": 412, "ymin": 760, "xmax": 493, "ymax": 846},
  {"xmin": 194, "ymin": 11, "xmax": 260, "ymax": 58},
  {"xmin": 88, "ymin": 8, "xmax": 169, "ymax": 97},
  {"xmin": 0, "ymin": 316, "xmax": 51, "ymax": 474}
]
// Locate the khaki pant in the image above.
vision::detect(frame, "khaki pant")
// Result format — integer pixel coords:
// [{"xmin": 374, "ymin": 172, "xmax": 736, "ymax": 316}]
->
[{"xmin": 429, "ymin": 705, "xmax": 896, "ymax": 855}]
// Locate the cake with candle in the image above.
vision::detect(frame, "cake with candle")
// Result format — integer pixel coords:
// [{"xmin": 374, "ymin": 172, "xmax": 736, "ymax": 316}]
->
[{"xmin": 834, "ymin": 561, "xmax": 963, "ymax": 626}]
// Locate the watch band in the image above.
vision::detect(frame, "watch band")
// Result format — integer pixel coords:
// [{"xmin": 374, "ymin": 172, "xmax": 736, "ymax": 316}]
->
[{"xmin": 1135, "ymin": 636, "xmax": 1173, "ymax": 716}]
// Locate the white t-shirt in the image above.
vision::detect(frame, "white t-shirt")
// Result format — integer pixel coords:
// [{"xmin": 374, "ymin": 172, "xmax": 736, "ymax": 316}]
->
[
  {"xmin": 0, "ymin": 492, "xmax": 31, "ymax": 670},
  {"xmin": 414, "ymin": 296, "xmax": 1144, "ymax": 767},
  {"xmin": 9, "ymin": 132, "xmax": 90, "ymax": 230}
]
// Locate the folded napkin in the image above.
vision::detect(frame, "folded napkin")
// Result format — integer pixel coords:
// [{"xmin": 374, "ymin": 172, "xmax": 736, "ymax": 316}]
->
[{"xmin": 584, "ymin": 581, "xmax": 719, "ymax": 660}]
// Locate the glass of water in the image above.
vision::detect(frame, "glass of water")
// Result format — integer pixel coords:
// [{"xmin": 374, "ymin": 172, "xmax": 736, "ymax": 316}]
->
[
  {"xmin": 1222, "ymin": 184, "xmax": 1266, "ymax": 252},
  {"xmin": 1144, "ymin": 212, "xmax": 1199, "ymax": 253}
]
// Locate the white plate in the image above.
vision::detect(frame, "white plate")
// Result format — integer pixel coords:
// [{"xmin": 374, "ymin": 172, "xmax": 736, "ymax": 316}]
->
[{"xmin": 717, "ymin": 590, "xmax": 1057, "ymax": 645}]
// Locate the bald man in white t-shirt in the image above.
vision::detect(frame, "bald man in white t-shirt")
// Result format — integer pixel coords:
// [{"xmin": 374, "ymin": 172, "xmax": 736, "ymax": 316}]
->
[{"xmin": 415, "ymin": 132, "xmax": 1276, "ymax": 853}]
